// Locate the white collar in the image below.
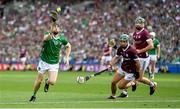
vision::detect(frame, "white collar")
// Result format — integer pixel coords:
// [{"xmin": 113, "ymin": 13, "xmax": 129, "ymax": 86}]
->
[
  {"xmin": 136, "ymin": 28, "xmax": 145, "ymax": 34},
  {"xmin": 52, "ymin": 34, "xmax": 60, "ymax": 39},
  {"xmin": 123, "ymin": 43, "xmax": 130, "ymax": 51}
]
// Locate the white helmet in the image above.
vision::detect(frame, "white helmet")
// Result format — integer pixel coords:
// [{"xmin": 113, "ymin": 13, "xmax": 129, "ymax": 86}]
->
[{"xmin": 150, "ymin": 32, "xmax": 156, "ymax": 38}]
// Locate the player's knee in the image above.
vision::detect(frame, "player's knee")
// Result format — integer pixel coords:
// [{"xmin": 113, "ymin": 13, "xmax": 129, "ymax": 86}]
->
[
  {"xmin": 36, "ymin": 79, "xmax": 43, "ymax": 85},
  {"xmin": 36, "ymin": 77, "xmax": 43, "ymax": 84},
  {"xmin": 48, "ymin": 80, "xmax": 56, "ymax": 85}
]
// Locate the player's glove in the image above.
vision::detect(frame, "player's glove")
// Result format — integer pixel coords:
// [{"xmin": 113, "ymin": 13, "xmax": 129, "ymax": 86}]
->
[
  {"xmin": 134, "ymin": 71, "xmax": 140, "ymax": 80},
  {"xmin": 50, "ymin": 11, "xmax": 58, "ymax": 23},
  {"xmin": 108, "ymin": 65, "xmax": 112, "ymax": 70},
  {"xmin": 109, "ymin": 39, "xmax": 116, "ymax": 47},
  {"xmin": 50, "ymin": 7, "xmax": 61, "ymax": 23}
]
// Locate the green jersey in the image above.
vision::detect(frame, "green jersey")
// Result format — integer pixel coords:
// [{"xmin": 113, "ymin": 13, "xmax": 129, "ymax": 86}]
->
[
  {"xmin": 149, "ymin": 38, "xmax": 160, "ymax": 55},
  {"xmin": 40, "ymin": 32, "xmax": 68, "ymax": 64}
]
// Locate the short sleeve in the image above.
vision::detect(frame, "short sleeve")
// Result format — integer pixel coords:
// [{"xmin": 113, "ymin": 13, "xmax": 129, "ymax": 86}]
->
[
  {"xmin": 44, "ymin": 31, "xmax": 50, "ymax": 36},
  {"xmin": 143, "ymin": 29, "xmax": 151, "ymax": 41},
  {"xmin": 156, "ymin": 39, "xmax": 160, "ymax": 45},
  {"xmin": 59, "ymin": 34, "xmax": 68, "ymax": 45},
  {"xmin": 43, "ymin": 32, "xmax": 51, "ymax": 42},
  {"xmin": 116, "ymin": 47, "xmax": 120, "ymax": 56}
]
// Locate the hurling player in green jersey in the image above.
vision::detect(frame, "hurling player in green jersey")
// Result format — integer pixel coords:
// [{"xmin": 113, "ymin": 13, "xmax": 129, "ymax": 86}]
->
[
  {"xmin": 148, "ymin": 32, "xmax": 160, "ymax": 79},
  {"xmin": 29, "ymin": 23, "xmax": 71, "ymax": 102}
]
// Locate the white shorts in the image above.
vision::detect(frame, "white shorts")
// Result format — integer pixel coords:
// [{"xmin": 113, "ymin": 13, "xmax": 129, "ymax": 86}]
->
[
  {"xmin": 149, "ymin": 55, "xmax": 157, "ymax": 62},
  {"xmin": 140, "ymin": 57, "xmax": 150, "ymax": 71},
  {"xmin": 118, "ymin": 67, "xmax": 135, "ymax": 81},
  {"xmin": 101, "ymin": 55, "xmax": 112, "ymax": 63},
  {"xmin": 37, "ymin": 59, "xmax": 59, "ymax": 74},
  {"xmin": 20, "ymin": 57, "xmax": 27, "ymax": 63}
]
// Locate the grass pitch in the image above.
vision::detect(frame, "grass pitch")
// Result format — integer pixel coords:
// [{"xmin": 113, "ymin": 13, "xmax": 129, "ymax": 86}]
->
[{"xmin": 0, "ymin": 71, "xmax": 180, "ymax": 108}]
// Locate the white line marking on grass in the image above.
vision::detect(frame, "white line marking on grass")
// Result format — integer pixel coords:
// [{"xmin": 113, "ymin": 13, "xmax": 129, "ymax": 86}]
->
[{"xmin": 0, "ymin": 100, "xmax": 180, "ymax": 105}]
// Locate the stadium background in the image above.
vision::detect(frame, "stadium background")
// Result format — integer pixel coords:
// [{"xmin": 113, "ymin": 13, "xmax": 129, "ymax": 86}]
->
[
  {"xmin": 0, "ymin": 0, "xmax": 180, "ymax": 108},
  {"xmin": 0, "ymin": 0, "xmax": 179, "ymax": 73}
]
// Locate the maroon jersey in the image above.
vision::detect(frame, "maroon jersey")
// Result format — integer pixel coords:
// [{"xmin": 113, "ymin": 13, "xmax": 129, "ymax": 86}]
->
[
  {"xmin": 117, "ymin": 45, "xmax": 138, "ymax": 73},
  {"xmin": 133, "ymin": 28, "xmax": 150, "ymax": 58},
  {"xmin": 20, "ymin": 48, "xmax": 27, "ymax": 58},
  {"xmin": 103, "ymin": 43, "xmax": 111, "ymax": 56}
]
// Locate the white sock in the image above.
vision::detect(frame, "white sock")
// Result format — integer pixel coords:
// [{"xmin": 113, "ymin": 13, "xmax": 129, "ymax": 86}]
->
[
  {"xmin": 122, "ymin": 89, "xmax": 128, "ymax": 95},
  {"xmin": 152, "ymin": 72, "xmax": 155, "ymax": 75},
  {"xmin": 149, "ymin": 66, "xmax": 152, "ymax": 74},
  {"xmin": 149, "ymin": 70, "xmax": 152, "ymax": 74},
  {"xmin": 131, "ymin": 81, "xmax": 135, "ymax": 86},
  {"xmin": 150, "ymin": 82, "xmax": 154, "ymax": 87},
  {"xmin": 112, "ymin": 95, "xmax": 116, "ymax": 97}
]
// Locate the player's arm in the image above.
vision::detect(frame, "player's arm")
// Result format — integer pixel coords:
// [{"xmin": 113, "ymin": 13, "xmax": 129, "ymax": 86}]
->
[
  {"xmin": 109, "ymin": 55, "xmax": 120, "ymax": 67},
  {"xmin": 109, "ymin": 47, "xmax": 112, "ymax": 55},
  {"xmin": 104, "ymin": 47, "xmax": 112, "ymax": 55},
  {"xmin": 157, "ymin": 44, "xmax": 160, "ymax": 59},
  {"xmin": 63, "ymin": 42, "xmax": 71, "ymax": 67},
  {"xmin": 109, "ymin": 39, "xmax": 118, "ymax": 50},
  {"xmin": 65, "ymin": 43, "xmax": 71, "ymax": 59},
  {"xmin": 43, "ymin": 7, "xmax": 61, "ymax": 41},
  {"xmin": 43, "ymin": 23, "xmax": 56, "ymax": 41},
  {"xmin": 109, "ymin": 39, "xmax": 118, "ymax": 49},
  {"xmin": 138, "ymin": 38, "xmax": 154, "ymax": 53},
  {"xmin": 134, "ymin": 58, "xmax": 141, "ymax": 80},
  {"xmin": 132, "ymin": 33, "xmax": 136, "ymax": 48},
  {"xmin": 43, "ymin": 32, "xmax": 52, "ymax": 41},
  {"xmin": 60, "ymin": 35, "xmax": 71, "ymax": 61},
  {"xmin": 130, "ymin": 47, "xmax": 141, "ymax": 79}
]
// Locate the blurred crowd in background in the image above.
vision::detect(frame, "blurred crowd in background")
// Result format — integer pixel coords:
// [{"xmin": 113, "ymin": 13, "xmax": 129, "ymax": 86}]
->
[{"xmin": 0, "ymin": 0, "xmax": 179, "ymax": 64}]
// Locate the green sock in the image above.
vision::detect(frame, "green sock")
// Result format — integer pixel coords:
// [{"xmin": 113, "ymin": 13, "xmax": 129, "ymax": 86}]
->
[{"xmin": 32, "ymin": 92, "xmax": 36, "ymax": 96}]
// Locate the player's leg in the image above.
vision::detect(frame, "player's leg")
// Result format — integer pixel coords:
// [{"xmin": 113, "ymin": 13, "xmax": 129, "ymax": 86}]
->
[
  {"xmin": 29, "ymin": 73, "xmax": 45, "ymax": 102},
  {"xmin": 107, "ymin": 69, "xmax": 124, "ymax": 99},
  {"xmin": 106, "ymin": 56, "xmax": 113, "ymax": 75},
  {"xmin": 117, "ymin": 65, "xmax": 138, "ymax": 98},
  {"xmin": 117, "ymin": 78, "xmax": 131, "ymax": 98},
  {"xmin": 150, "ymin": 55, "xmax": 157, "ymax": 79},
  {"xmin": 20, "ymin": 57, "xmax": 27, "ymax": 71},
  {"xmin": 48, "ymin": 71, "xmax": 58, "ymax": 85},
  {"xmin": 125, "ymin": 80, "xmax": 137, "ymax": 92},
  {"xmin": 29, "ymin": 60, "xmax": 47, "ymax": 102},
  {"xmin": 139, "ymin": 58, "xmax": 157, "ymax": 95},
  {"xmin": 117, "ymin": 72, "xmax": 135, "ymax": 98},
  {"xmin": 150, "ymin": 61, "xmax": 156, "ymax": 79},
  {"xmin": 44, "ymin": 71, "xmax": 58, "ymax": 92},
  {"xmin": 100, "ymin": 56, "xmax": 105, "ymax": 70},
  {"xmin": 139, "ymin": 76, "xmax": 157, "ymax": 95},
  {"xmin": 148, "ymin": 56, "xmax": 152, "ymax": 78},
  {"xmin": 44, "ymin": 63, "xmax": 59, "ymax": 92}
]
